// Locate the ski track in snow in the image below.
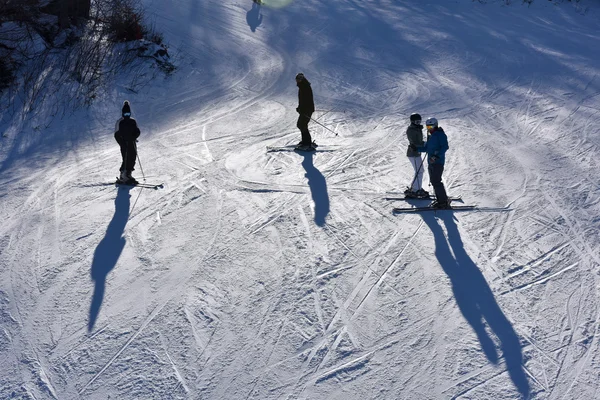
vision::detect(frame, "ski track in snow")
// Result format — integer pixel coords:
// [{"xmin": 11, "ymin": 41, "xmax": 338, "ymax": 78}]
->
[{"xmin": 1, "ymin": 0, "xmax": 600, "ymax": 399}]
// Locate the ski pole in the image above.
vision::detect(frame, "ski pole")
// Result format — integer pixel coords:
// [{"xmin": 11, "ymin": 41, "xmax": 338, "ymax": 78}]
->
[
  {"xmin": 304, "ymin": 114, "xmax": 339, "ymax": 136},
  {"xmin": 315, "ymin": 109, "xmax": 345, "ymax": 120},
  {"xmin": 134, "ymin": 141, "xmax": 146, "ymax": 181}
]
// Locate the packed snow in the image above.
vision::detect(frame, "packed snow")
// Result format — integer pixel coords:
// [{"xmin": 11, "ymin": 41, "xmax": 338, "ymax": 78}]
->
[{"xmin": 1, "ymin": 0, "xmax": 600, "ymax": 399}]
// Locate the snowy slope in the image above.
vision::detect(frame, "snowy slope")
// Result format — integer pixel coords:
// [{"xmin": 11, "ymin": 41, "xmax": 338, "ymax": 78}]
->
[{"xmin": 1, "ymin": 0, "xmax": 600, "ymax": 399}]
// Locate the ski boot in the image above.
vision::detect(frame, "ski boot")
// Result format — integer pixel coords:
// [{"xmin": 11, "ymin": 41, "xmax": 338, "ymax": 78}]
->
[
  {"xmin": 117, "ymin": 170, "xmax": 129, "ymax": 184},
  {"xmin": 415, "ymin": 189, "xmax": 430, "ymax": 198},
  {"xmin": 295, "ymin": 142, "xmax": 316, "ymax": 152},
  {"xmin": 404, "ymin": 188, "xmax": 418, "ymax": 198},
  {"xmin": 430, "ymin": 200, "xmax": 451, "ymax": 209},
  {"xmin": 126, "ymin": 171, "xmax": 138, "ymax": 185}
]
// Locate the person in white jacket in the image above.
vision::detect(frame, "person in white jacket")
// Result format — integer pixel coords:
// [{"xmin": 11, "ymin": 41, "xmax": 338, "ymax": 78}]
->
[{"xmin": 404, "ymin": 113, "xmax": 429, "ymax": 198}]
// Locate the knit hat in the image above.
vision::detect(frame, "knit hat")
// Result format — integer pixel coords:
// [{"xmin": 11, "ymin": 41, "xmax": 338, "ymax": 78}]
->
[
  {"xmin": 295, "ymin": 73, "xmax": 305, "ymax": 81},
  {"xmin": 410, "ymin": 113, "xmax": 422, "ymax": 125},
  {"xmin": 122, "ymin": 100, "xmax": 131, "ymax": 117}
]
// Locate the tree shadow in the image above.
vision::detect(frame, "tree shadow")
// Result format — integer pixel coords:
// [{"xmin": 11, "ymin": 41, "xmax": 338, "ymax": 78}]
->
[
  {"xmin": 246, "ymin": 2, "xmax": 263, "ymax": 32},
  {"xmin": 422, "ymin": 212, "xmax": 530, "ymax": 399},
  {"xmin": 300, "ymin": 151, "xmax": 329, "ymax": 226},
  {"xmin": 88, "ymin": 187, "xmax": 131, "ymax": 332}
]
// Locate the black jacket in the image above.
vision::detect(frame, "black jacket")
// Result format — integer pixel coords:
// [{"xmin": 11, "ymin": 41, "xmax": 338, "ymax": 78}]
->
[
  {"xmin": 115, "ymin": 117, "xmax": 141, "ymax": 143},
  {"xmin": 297, "ymin": 79, "xmax": 315, "ymax": 115},
  {"xmin": 406, "ymin": 123, "xmax": 424, "ymax": 157}
]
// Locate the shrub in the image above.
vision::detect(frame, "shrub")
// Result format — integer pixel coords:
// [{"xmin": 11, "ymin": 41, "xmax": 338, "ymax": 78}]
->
[
  {"xmin": 0, "ymin": 57, "xmax": 15, "ymax": 91},
  {"xmin": 105, "ymin": 2, "xmax": 147, "ymax": 43}
]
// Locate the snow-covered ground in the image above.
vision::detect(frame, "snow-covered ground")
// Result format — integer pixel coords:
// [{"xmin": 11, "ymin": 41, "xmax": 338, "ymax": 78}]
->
[{"xmin": 1, "ymin": 0, "xmax": 600, "ymax": 398}]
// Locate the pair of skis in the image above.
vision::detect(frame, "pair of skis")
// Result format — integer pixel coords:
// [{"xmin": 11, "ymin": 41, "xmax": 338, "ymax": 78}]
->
[
  {"xmin": 115, "ymin": 178, "xmax": 163, "ymax": 190},
  {"xmin": 387, "ymin": 194, "xmax": 478, "ymax": 213},
  {"xmin": 266, "ymin": 143, "xmax": 336, "ymax": 153},
  {"xmin": 392, "ymin": 204, "xmax": 477, "ymax": 214},
  {"xmin": 385, "ymin": 194, "xmax": 463, "ymax": 202}
]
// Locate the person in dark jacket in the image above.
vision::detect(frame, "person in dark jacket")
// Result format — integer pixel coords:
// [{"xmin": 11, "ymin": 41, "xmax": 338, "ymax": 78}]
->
[
  {"xmin": 405, "ymin": 113, "xmax": 429, "ymax": 198},
  {"xmin": 114, "ymin": 100, "xmax": 141, "ymax": 183},
  {"xmin": 417, "ymin": 117, "xmax": 450, "ymax": 208},
  {"xmin": 295, "ymin": 73, "xmax": 315, "ymax": 149}
]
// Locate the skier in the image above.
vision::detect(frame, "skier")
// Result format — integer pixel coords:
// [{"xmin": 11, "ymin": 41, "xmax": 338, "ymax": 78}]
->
[
  {"xmin": 295, "ymin": 72, "xmax": 316, "ymax": 150},
  {"xmin": 417, "ymin": 117, "xmax": 450, "ymax": 209},
  {"xmin": 114, "ymin": 100, "xmax": 141, "ymax": 184},
  {"xmin": 404, "ymin": 113, "xmax": 429, "ymax": 198}
]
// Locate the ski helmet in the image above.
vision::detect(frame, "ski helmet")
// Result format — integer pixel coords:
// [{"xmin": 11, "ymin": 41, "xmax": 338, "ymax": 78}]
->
[
  {"xmin": 410, "ymin": 113, "xmax": 422, "ymax": 124},
  {"xmin": 425, "ymin": 117, "xmax": 438, "ymax": 129},
  {"xmin": 122, "ymin": 100, "xmax": 131, "ymax": 117}
]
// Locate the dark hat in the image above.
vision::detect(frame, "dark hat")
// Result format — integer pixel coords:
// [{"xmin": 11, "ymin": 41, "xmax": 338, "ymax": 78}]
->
[
  {"xmin": 122, "ymin": 100, "xmax": 131, "ymax": 117},
  {"xmin": 295, "ymin": 73, "xmax": 305, "ymax": 81},
  {"xmin": 410, "ymin": 113, "xmax": 422, "ymax": 124}
]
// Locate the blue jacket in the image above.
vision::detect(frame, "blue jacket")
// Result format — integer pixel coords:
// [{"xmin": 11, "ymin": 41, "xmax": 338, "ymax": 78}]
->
[{"xmin": 417, "ymin": 127, "xmax": 448, "ymax": 165}]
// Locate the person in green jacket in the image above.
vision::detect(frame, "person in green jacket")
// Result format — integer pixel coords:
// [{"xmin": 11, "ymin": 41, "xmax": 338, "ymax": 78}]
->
[
  {"xmin": 404, "ymin": 113, "xmax": 429, "ymax": 198},
  {"xmin": 295, "ymin": 73, "xmax": 315, "ymax": 149}
]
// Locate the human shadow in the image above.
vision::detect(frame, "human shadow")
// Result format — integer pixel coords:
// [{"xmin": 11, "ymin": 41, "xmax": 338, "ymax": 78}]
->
[
  {"xmin": 88, "ymin": 187, "xmax": 131, "ymax": 332},
  {"xmin": 246, "ymin": 2, "xmax": 263, "ymax": 32},
  {"xmin": 422, "ymin": 213, "xmax": 530, "ymax": 399},
  {"xmin": 300, "ymin": 151, "xmax": 329, "ymax": 226}
]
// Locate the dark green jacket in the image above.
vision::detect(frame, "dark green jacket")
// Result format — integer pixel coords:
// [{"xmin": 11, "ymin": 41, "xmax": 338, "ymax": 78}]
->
[
  {"xmin": 297, "ymin": 79, "xmax": 315, "ymax": 115},
  {"xmin": 406, "ymin": 123, "xmax": 424, "ymax": 157}
]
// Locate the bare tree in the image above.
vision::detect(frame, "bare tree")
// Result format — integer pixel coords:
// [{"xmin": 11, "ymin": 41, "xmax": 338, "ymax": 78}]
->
[
  {"xmin": 1, "ymin": 0, "xmax": 173, "ymax": 118},
  {"xmin": 43, "ymin": 0, "xmax": 90, "ymax": 28}
]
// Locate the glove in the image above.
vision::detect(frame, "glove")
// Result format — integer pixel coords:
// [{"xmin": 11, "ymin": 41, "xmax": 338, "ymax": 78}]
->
[
  {"xmin": 430, "ymin": 156, "xmax": 439, "ymax": 164},
  {"xmin": 296, "ymin": 107, "xmax": 300, "ymax": 113}
]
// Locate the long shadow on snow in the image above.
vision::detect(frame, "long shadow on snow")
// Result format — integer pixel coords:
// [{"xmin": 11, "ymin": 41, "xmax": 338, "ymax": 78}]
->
[
  {"xmin": 300, "ymin": 151, "xmax": 329, "ymax": 226},
  {"xmin": 88, "ymin": 187, "xmax": 131, "ymax": 332},
  {"xmin": 246, "ymin": 2, "xmax": 263, "ymax": 32},
  {"xmin": 422, "ymin": 212, "xmax": 530, "ymax": 399}
]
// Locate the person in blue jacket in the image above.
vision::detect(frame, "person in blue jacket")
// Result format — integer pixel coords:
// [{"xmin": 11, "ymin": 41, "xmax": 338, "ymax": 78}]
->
[{"xmin": 418, "ymin": 117, "xmax": 450, "ymax": 209}]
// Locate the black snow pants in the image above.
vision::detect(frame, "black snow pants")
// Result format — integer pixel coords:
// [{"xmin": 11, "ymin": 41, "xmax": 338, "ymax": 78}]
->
[
  {"xmin": 428, "ymin": 163, "xmax": 448, "ymax": 204},
  {"xmin": 297, "ymin": 113, "xmax": 312, "ymax": 145},
  {"xmin": 118, "ymin": 141, "xmax": 137, "ymax": 173}
]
